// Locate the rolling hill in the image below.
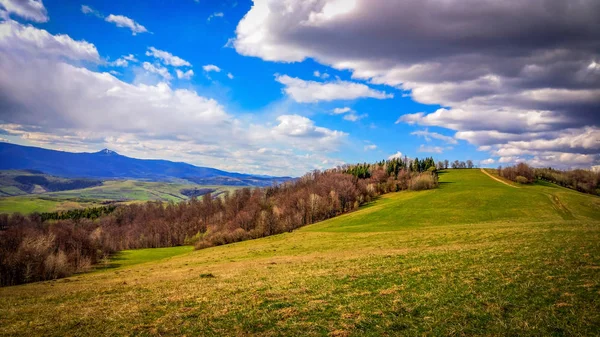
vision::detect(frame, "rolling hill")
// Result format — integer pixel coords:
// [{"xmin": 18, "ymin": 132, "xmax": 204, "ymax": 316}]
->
[
  {"xmin": 2, "ymin": 169, "xmax": 599, "ymax": 336},
  {"xmin": 0, "ymin": 143, "xmax": 291, "ymax": 186},
  {"xmin": 0, "ymin": 170, "xmax": 102, "ymax": 197},
  {"xmin": 0, "ymin": 180, "xmax": 238, "ymax": 214}
]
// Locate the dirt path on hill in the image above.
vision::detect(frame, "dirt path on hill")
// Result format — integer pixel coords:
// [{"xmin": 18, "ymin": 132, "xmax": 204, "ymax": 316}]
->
[{"xmin": 480, "ymin": 168, "xmax": 520, "ymax": 188}]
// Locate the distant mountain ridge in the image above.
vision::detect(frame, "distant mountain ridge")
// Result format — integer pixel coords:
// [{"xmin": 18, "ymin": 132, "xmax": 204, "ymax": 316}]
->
[{"xmin": 0, "ymin": 143, "xmax": 291, "ymax": 186}]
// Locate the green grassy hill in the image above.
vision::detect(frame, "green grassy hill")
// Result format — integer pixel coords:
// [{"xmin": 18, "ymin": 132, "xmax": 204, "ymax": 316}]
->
[
  {"xmin": 1, "ymin": 169, "xmax": 599, "ymax": 336},
  {"xmin": 0, "ymin": 180, "xmax": 237, "ymax": 214}
]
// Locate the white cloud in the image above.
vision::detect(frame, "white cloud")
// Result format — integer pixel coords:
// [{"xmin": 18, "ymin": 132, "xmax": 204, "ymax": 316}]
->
[
  {"xmin": 203, "ymin": 64, "xmax": 221, "ymax": 72},
  {"xmin": 313, "ymin": 70, "xmax": 330, "ymax": 79},
  {"xmin": 227, "ymin": 72, "xmax": 234, "ymax": 79},
  {"xmin": 411, "ymin": 129, "xmax": 457, "ymax": 145},
  {"xmin": 0, "ymin": 20, "xmax": 99, "ymax": 62},
  {"xmin": 142, "ymin": 62, "xmax": 172, "ymax": 81},
  {"xmin": 207, "ymin": 12, "xmax": 224, "ymax": 21},
  {"xmin": 176, "ymin": 69, "xmax": 194, "ymax": 80},
  {"xmin": 388, "ymin": 151, "xmax": 403, "ymax": 160},
  {"xmin": 0, "ymin": 21, "xmax": 348, "ymax": 176},
  {"xmin": 111, "ymin": 54, "xmax": 137, "ymax": 67},
  {"xmin": 332, "ymin": 107, "xmax": 351, "ymax": 114},
  {"xmin": 0, "ymin": 0, "xmax": 48, "ymax": 22},
  {"xmin": 105, "ymin": 14, "xmax": 147, "ymax": 35},
  {"xmin": 275, "ymin": 75, "xmax": 393, "ymax": 103},
  {"xmin": 112, "ymin": 59, "xmax": 128, "ymax": 67},
  {"xmin": 364, "ymin": 144, "xmax": 376, "ymax": 151},
  {"xmin": 123, "ymin": 54, "xmax": 137, "ymax": 62},
  {"xmin": 271, "ymin": 114, "xmax": 344, "ymax": 138},
  {"xmin": 480, "ymin": 158, "xmax": 496, "ymax": 165},
  {"xmin": 81, "ymin": 4, "xmax": 102, "ymax": 18},
  {"xmin": 146, "ymin": 47, "xmax": 191, "ymax": 67},
  {"xmin": 343, "ymin": 112, "xmax": 367, "ymax": 122},
  {"xmin": 418, "ymin": 145, "xmax": 444, "ymax": 153}
]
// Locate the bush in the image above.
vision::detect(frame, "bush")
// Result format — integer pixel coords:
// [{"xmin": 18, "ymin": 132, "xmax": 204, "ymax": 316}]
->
[
  {"xmin": 515, "ymin": 176, "xmax": 529, "ymax": 184},
  {"xmin": 409, "ymin": 173, "xmax": 438, "ymax": 191}
]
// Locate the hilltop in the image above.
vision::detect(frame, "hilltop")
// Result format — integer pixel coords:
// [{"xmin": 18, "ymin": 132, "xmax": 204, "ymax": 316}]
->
[{"xmin": 1, "ymin": 169, "xmax": 599, "ymax": 336}]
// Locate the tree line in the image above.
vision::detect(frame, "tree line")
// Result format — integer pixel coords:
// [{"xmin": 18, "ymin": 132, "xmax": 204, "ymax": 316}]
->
[
  {"xmin": 0, "ymin": 158, "xmax": 439, "ymax": 286},
  {"xmin": 498, "ymin": 163, "xmax": 600, "ymax": 195}
]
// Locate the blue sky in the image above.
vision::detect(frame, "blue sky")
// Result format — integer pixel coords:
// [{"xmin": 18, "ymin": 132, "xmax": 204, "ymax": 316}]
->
[{"xmin": 0, "ymin": 0, "xmax": 598, "ymax": 175}]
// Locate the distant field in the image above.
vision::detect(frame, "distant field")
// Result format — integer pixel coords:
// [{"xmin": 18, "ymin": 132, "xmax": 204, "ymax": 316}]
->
[
  {"xmin": 1, "ymin": 170, "xmax": 599, "ymax": 336},
  {"xmin": 0, "ymin": 180, "xmax": 238, "ymax": 214}
]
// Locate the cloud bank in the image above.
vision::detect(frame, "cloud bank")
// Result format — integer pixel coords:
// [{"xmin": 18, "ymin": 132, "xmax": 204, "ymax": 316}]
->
[{"xmin": 234, "ymin": 0, "xmax": 600, "ymax": 168}]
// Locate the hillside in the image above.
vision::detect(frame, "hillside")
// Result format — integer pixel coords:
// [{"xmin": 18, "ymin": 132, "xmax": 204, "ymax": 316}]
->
[
  {"xmin": 0, "ymin": 143, "xmax": 291, "ymax": 186},
  {"xmin": 1, "ymin": 170, "xmax": 599, "ymax": 336},
  {"xmin": 0, "ymin": 170, "xmax": 102, "ymax": 197},
  {"xmin": 0, "ymin": 180, "xmax": 238, "ymax": 214}
]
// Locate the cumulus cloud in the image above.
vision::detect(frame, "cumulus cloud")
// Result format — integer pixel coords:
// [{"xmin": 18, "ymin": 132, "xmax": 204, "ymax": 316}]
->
[
  {"xmin": 275, "ymin": 75, "xmax": 393, "ymax": 103},
  {"xmin": 202, "ymin": 64, "xmax": 221, "ymax": 72},
  {"xmin": 142, "ymin": 62, "xmax": 172, "ymax": 81},
  {"xmin": 146, "ymin": 47, "xmax": 191, "ymax": 67},
  {"xmin": 0, "ymin": 20, "xmax": 100, "ymax": 62},
  {"xmin": 233, "ymin": 0, "xmax": 600, "ymax": 167},
  {"xmin": 110, "ymin": 54, "xmax": 138, "ymax": 67},
  {"xmin": 364, "ymin": 144, "xmax": 376, "ymax": 151},
  {"xmin": 271, "ymin": 114, "xmax": 345, "ymax": 139},
  {"xmin": 480, "ymin": 158, "xmax": 496, "ymax": 166},
  {"xmin": 105, "ymin": 14, "xmax": 147, "ymax": 35},
  {"xmin": 176, "ymin": 69, "xmax": 194, "ymax": 80},
  {"xmin": 332, "ymin": 107, "xmax": 351, "ymax": 114},
  {"xmin": 227, "ymin": 72, "xmax": 234, "ymax": 79},
  {"xmin": 0, "ymin": 20, "xmax": 347, "ymax": 176},
  {"xmin": 111, "ymin": 54, "xmax": 137, "ymax": 67},
  {"xmin": 0, "ymin": 0, "xmax": 48, "ymax": 22},
  {"xmin": 388, "ymin": 151, "xmax": 403, "ymax": 160}
]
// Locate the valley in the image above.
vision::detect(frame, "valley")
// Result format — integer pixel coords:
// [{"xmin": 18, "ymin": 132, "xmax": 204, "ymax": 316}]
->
[{"xmin": 2, "ymin": 169, "xmax": 599, "ymax": 336}]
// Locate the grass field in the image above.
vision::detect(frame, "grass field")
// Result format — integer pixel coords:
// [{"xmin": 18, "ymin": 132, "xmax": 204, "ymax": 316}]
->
[
  {"xmin": 95, "ymin": 246, "xmax": 195, "ymax": 271},
  {"xmin": 1, "ymin": 169, "xmax": 599, "ymax": 336},
  {"xmin": 0, "ymin": 180, "xmax": 237, "ymax": 214}
]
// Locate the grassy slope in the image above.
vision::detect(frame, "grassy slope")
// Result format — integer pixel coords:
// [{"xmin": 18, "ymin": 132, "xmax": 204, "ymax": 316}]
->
[
  {"xmin": 95, "ymin": 246, "xmax": 195, "ymax": 270},
  {"xmin": 1, "ymin": 169, "xmax": 599, "ymax": 336},
  {"xmin": 0, "ymin": 181, "xmax": 237, "ymax": 214}
]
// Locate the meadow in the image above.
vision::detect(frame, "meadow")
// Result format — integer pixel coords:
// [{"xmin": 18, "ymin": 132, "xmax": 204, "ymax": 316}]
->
[
  {"xmin": 1, "ymin": 169, "xmax": 599, "ymax": 336},
  {"xmin": 0, "ymin": 180, "xmax": 237, "ymax": 214}
]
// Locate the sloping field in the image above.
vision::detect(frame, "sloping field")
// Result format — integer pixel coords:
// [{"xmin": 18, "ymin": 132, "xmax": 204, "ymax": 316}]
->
[
  {"xmin": 0, "ymin": 180, "xmax": 237, "ymax": 214},
  {"xmin": 1, "ymin": 170, "xmax": 599, "ymax": 336}
]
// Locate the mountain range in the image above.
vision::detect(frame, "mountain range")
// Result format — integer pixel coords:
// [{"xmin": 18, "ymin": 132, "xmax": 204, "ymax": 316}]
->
[{"xmin": 0, "ymin": 142, "xmax": 291, "ymax": 187}]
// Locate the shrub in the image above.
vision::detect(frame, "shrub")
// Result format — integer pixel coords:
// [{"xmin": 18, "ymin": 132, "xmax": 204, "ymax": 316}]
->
[
  {"xmin": 409, "ymin": 173, "xmax": 438, "ymax": 191},
  {"xmin": 515, "ymin": 176, "xmax": 529, "ymax": 184}
]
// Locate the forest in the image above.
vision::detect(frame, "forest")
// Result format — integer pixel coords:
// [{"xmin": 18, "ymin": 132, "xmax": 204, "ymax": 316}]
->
[{"xmin": 0, "ymin": 157, "xmax": 438, "ymax": 286}]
